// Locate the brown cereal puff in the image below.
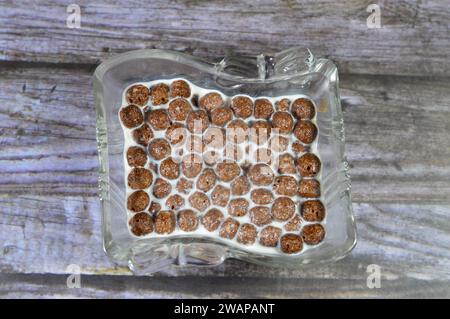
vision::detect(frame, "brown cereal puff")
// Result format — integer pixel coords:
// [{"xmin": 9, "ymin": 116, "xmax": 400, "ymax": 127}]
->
[
  {"xmin": 120, "ymin": 105, "xmax": 143, "ymax": 128},
  {"xmin": 301, "ymin": 200, "xmax": 326, "ymax": 222},
  {"xmin": 273, "ymin": 176, "xmax": 298, "ymax": 196},
  {"xmin": 196, "ymin": 168, "xmax": 217, "ymax": 192},
  {"xmin": 275, "ymin": 98, "xmax": 290, "ymax": 111},
  {"xmin": 248, "ymin": 163, "xmax": 274, "ymax": 186},
  {"xmin": 166, "ymin": 194, "xmax": 185, "ymax": 210},
  {"xmin": 227, "ymin": 119, "xmax": 249, "ymax": 144},
  {"xmin": 204, "ymin": 127, "xmax": 225, "ymax": 149},
  {"xmin": 154, "ymin": 210, "xmax": 176, "ymax": 234},
  {"xmin": 293, "ymin": 120, "xmax": 317, "ymax": 144},
  {"xmin": 284, "ymin": 215, "xmax": 302, "ymax": 232},
  {"xmin": 249, "ymin": 206, "xmax": 272, "ymax": 226},
  {"xmin": 250, "ymin": 188, "xmax": 274, "ymax": 205},
  {"xmin": 211, "ymin": 106, "xmax": 233, "ymax": 127},
  {"xmin": 128, "ymin": 168, "xmax": 153, "ymax": 189},
  {"xmin": 168, "ymin": 98, "xmax": 192, "ymax": 121},
  {"xmin": 269, "ymin": 135, "xmax": 289, "ymax": 152},
  {"xmin": 127, "ymin": 190, "xmax": 150, "ymax": 212},
  {"xmin": 254, "ymin": 98, "xmax": 274, "ymax": 119},
  {"xmin": 259, "ymin": 226, "xmax": 282, "ymax": 247},
  {"xmin": 237, "ymin": 223, "xmax": 258, "ymax": 245},
  {"xmin": 189, "ymin": 191, "xmax": 210, "ymax": 212},
  {"xmin": 299, "ymin": 179, "xmax": 321, "ymax": 198},
  {"xmin": 176, "ymin": 178, "xmax": 193, "ymax": 194},
  {"xmin": 147, "ymin": 109, "xmax": 171, "ymax": 131},
  {"xmin": 148, "ymin": 138, "xmax": 171, "ymax": 160},
  {"xmin": 219, "ymin": 217, "xmax": 240, "ymax": 239},
  {"xmin": 231, "ymin": 96, "xmax": 253, "ymax": 118},
  {"xmin": 149, "ymin": 201, "xmax": 161, "ymax": 214},
  {"xmin": 292, "ymin": 141, "xmax": 309, "ymax": 154},
  {"xmin": 126, "ymin": 84, "xmax": 149, "ymax": 106},
  {"xmin": 160, "ymin": 157, "xmax": 180, "ymax": 180},
  {"xmin": 301, "ymin": 223, "xmax": 325, "ymax": 245},
  {"xmin": 271, "ymin": 197, "xmax": 295, "ymax": 221},
  {"xmin": 296, "ymin": 153, "xmax": 321, "ymax": 177},
  {"xmin": 199, "ymin": 92, "xmax": 224, "ymax": 111},
  {"xmin": 203, "ymin": 150, "xmax": 222, "ymax": 166},
  {"xmin": 211, "ymin": 185, "xmax": 231, "ymax": 207},
  {"xmin": 223, "ymin": 144, "xmax": 244, "ymax": 162},
  {"xmin": 185, "ymin": 134, "xmax": 205, "ymax": 153},
  {"xmin": 165, "ymin": 123, "xmax": 188, "ymax": 146},
  {"xmin": 181, "ymin": 153, "xmax": 203, "ymax": 178},
  {"xmin": 132, "ymin": 123, "xmax": 154, "ymax": 146},
  {"xmin": 201, "ymin": 208, "xmax": 224, "ymax": 232},
  {"xmin": 280, "ymin": 234, "xmax": 303, "ymax": 254},
  {"xmin": 230, "ymin": 175, "xmax": 251, "ymax": 196},
  {"xmin": 277, "ymin": 153, "xmax": 296, "ymax": 174},
  {"xmin": 228, "ymin": 198, "xmax": 249, "ymax": 217},
  {"xmin": 178, "ymin": 209, "xmax": 198, "ymax": 232},
  {"xmin": 152, "ymin": 178, "xmax": 172, "ymax": 199},
  {"xmin": 149, "ymin": 83, "xmax": 169, "ymax": 105},
  {"xmin": 170, "ymin": 80, "xmax": 191, "ymax": 98},
  {"xmin": 272, "ymin": 111, "xmax": 294, "ymax": 134},
  {"xmin": 127, "ymin": 146, "xmax": 147, "ymax": 167},
  {"xmin": 186, "ymin": 110, "xmax": 210, "ymax": 133},
  {"xmin": 249, "ymin": 120, "xmax": 272, "ymax": 145},
  {"xmin": 215, "ymin": 162, "xmax": 241, "ymax": 182},
  {"xmin": 291, "ymin": 98, "xmax": 316, "ymax": 120},
  {"xmin": 129, "ymin": 212, "xmax": 153, "ymax": 236},
  {"xmin": 254, "ymin": 147, "xmax": 272, "ymax": 164}
]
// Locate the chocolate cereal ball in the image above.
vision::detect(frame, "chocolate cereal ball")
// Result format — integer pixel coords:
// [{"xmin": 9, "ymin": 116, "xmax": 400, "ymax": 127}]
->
[
  {"xmin": 227, "ymin": 119, "xmax": 248, "ymax": 144},
  {"xmin": 250, "ymin": 120, "xmax": 272, "ymax": 145},
  {"xmin": 199, "ymin": 92, "xmax": 224, "ymax": 111},
  {"xmin": 165, "ymin": 123, "xmax": 188, "ymax": 145},
  {"xmin": 230, "ymin": 175, "xmax": 251, "ymax": 195},
  {"xmin": 170, "ymin": 80, "xmax": 191, "ymax": 98},
  {"xmin": 189, "ymin": 191, "xmax": 210, "ymax": 212},
  {"xmin": 127, "ymin": 190, "xmax": 150, "ymax": 212},
  {"xmin": 127, "ymin": 146, "xmax": 147, "ymax": 167},
  {"xmin": 219, "ymin": 217, "xmax": 240, "ymax": 239},
  {"xmin": 154, "ymin": 210, "xmax": 176, "ymax": 234},
  {"xmin": 277, "ymin": 153, "xmax": 296, "ymax": 174},
  {"xmin": 298, "ymin": 179, "xmax": 321, "ymax": 198},
  {"xmin": 269, "ymin": 135, "xmax": 289, "ymax": 152},
  {"xmin": 231, "ymin": 96, "xmax": 253, "ymax": 118},
  {"xmin": 296, "ymin": 153, "xmax": 321, "ymax": 177},
  {"xmin": 215, "ymin": 162, "xmax": 240, "ymax": 182},
  {"xmin": 133, "ymin": 123, "xmax": 154, "ymax": 146},
  {"xmin": 293, "ymin": 120, "xmax": 317, "ymax": 144},
  {"xmin": 168, "ymin": 98, "xmax": 192, "ymax": 121},
  {"xmin": 166, "ymin": 194, "xmax": 185, "ymax": 210},
  {"xmin": 128, "ymin": 168, "xmax": 153, "ymax": 189},
  {"xmin": 149, "ymin": 201, "xmax": 161, "ymax": 214},
  {"xmin": 201, "ymin": 208, "xmax": 224, "ymax": 232},
  {"xmin": 292, "ymin": 141, "xmax": 309, "ymax": 154},
  {"xmin": 301, "ymin": 200, "xmax": 326, "ymax": 222},
  {"xmin": 204, "ymin": 127, "xmax": 225, "ymax": 149},
  {"xmin": 272, "ymin": 111, "xmax": 294, "ymax": 134},
  {"xmin": 291, "ymin": 98, "xmax": 315, "ymax": 120},
  {"xmin": 178, "ymin": 209, "xmax": 198, "ymax": 232},
  {"xmin": 237, "ymin": 223, "xmax": 258, "ymax": 245},
  {"xmin": 211, "ymin": 185, "xmax": 231, "ymax": 207},
  {"xmin": 196, "ymin": 168, "xmax": 217, "ymax": 192},
  {"xmin": 254, "ymin": 98, "xmax": 274, "ymax": 119},
  {"xmin": 152, "ymin": 178, "xmax": 172, "ymax": 199},
  {"xmin": 186, "ymin": 110, "xmax": 209, "ymax": 133},
  {"xmin": 249, "ymin": 206, "xmax": 272, "ymax": 226},
  {"xmin": 160, "ymin": 157, "xmax": 180, "ymax": 180},
  {"xmin": 228, "ymin": 198, "xmax": 249, "ymax": 217},
  {"xmin": 301, "ymin": 223, "xmax": 325, "ymax": 245},
  {"xmin": 211, "ymin": 106, "xmax": 233, "ymax": 127},
  {"xmin": 259, "ymin": 226, "xmax": 282, "ymax": 247},
  {"xmin": 271, "ymin": 197, "xmax": 295, "ymax": 221},
  {"xmin": 275, "ymin": 98, "xmax": 290, "ymax": 111},
  {"xmin": 150, "ymin": 83, "xmax": 169, "ymax": 105},
  {"xmin": 273, "ymin": 176, "xmax": 298, "ymax": 196},
  {"xmin": 126, "ymin": 84, "xmax": 149, "ymax": 106},
  {"xmin": 250, "ymin": 188, "xmax": 274, "ymax": 205},
  {"xmin": 284, "ymin": 215, "xmax": 302, "ymax": 232},
  {"xmin": 148, "ymin": 138, "xmax": 171, "ymax": 160},
  {"xmin": 203, "ymin": 150, "xmax": 222, "ymax": 166},
  {"xmin": 148, "ymin": 109, "xmax": 171, "ymax": 131},
  {"xmin": 280, "ymin": 234, "xmax": 303, "ymax": 254},
  {"xmin": 176, "ymin": 178, "xmax": 193, "ymax": 194},
  {"xmin": 181, "ymin": 153, "xmax": 203, "ymax": 178},
  {"xmin": 120, "ymin": 105, "xmax": 144, "ymax": 128},
  {"xmin": 248, "ymin": 164, "xmax": 274, "ymax": 186},
  {"xmin": 129, "ymin": 212, "xmax": 153, "ymax": 236}
]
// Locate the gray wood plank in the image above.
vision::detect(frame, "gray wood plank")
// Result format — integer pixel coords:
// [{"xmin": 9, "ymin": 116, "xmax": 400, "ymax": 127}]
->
[{"xmin": 0, "ymin": 1, "xmax": 449, "ymax": 76}]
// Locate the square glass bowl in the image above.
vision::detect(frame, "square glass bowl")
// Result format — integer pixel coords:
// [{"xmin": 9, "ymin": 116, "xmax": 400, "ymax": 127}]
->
[{"xmin": 94, "ymin": 48, "xmax": 356, "ymax": 274}]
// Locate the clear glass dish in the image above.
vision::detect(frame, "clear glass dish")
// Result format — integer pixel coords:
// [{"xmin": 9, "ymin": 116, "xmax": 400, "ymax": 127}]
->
[{"xmin": 94, "ymin": 47, "xmax": 356, "ymax": 275}]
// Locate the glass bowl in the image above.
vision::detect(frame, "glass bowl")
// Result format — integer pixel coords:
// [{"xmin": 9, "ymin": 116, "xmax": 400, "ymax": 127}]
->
[{"xmin": 94, "ymin": 47, "xmax": 357, "ymax": 275}]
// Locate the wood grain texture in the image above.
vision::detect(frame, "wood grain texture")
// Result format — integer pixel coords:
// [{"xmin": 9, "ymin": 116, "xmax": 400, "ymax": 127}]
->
[{"xmin": 0, "ymin": 0, "xmax": 449, "ymax": 76}]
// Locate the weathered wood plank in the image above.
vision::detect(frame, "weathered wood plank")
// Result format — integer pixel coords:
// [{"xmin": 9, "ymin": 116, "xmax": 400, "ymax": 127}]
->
[{"xmin": 0, "ymin": 1, "xmax": 449, "ymax": 76}]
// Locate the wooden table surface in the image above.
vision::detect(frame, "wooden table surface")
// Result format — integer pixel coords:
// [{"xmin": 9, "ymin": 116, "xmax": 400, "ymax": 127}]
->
[{"xmin": 1, "ymin": 0, "xmax": 450, "ymax": 298}]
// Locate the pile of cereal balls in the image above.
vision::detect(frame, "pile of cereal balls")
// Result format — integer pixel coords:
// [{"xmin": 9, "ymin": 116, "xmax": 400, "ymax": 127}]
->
[{"xmin": 120, "ymin": 79, "xmax": 325, "ymax": 255}]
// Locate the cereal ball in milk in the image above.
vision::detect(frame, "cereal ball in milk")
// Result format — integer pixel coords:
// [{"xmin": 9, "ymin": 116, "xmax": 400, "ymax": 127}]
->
[
  {"xmin": 176, "ymin": 178, "xmax": 193, "ymax": 194},
  {"xmin": 276, "ymin": 153, "xmax": 296, "ymax": 174},
  {"xmin": 291, "ymin": 98, "xmax": 315, "ymax": 120},
  {"xmin": 284, "ymin": 215, "xmax": 302, "ymax": 232},
  {"xmin": 201, "ymin": 208, "xmax": 224, "ymax": 232},
  {"xmin": 237, "ymin": 223, "xmax": 258, "ymax": 245},
  {"xmin": 128, "ymin": 168, "xmax": 153, "ymax": 189},
  {"xmin": 228, "ymin": 198, "xmax": 249, "ymax": 217},
  {"xmin": 154, "ymin": 210, "xmax": 176, "ymax": 234},
  {"xmin": 147, "ymin": 109, "xmax": 171, "ymax": 131},
  {"xmin": 293, "ymin": 120, "xmax": 317, "ymax": 144},
  {"xmin": 292, "ymin": 141, "xmax": 309, "ymax": 154},
  {"xmin": 231, "ymin": 96, "xmax": 253, "ymax": 118},
  {"xmin": 301, "ymin": 200, "xmax": 326, "ymax": 222},
  {"xmin": 280, "ymin": 234, "xmax": 303, "ymax": 254},
  {"xmin": 181, "ymin": 153, "xmax": 203, "ymax": 178},
  {"xmin": 275, "ymin": 98, "xmax": 290, "ymax": 111},
  {"xmin": 170, "ymin": 80, "xmax": 191, "ymax": 98},
  {"xmin": 230, "ymin": 175, "xmax": 251, "ymax": 196},
  {"xmin": 203, "ymin": 150, "xmax": 222, "ymax": 166},
  {"xmin": 210, "ymin": 106, "xmax": 233, "ymax": 127},
  {"xmin": 165, "ymin": 123, "xmax": 188, "ymax": 146},
  {"xmin": 249, "ymin": 206, "xmax": 272, "ymax": 226},
  {"xmin": 149, "ymin": 83, "xmax": 170, "ymax": 105},
  {"xmin": 129, "ymin": 212, "xmax": 153, "ymax": 236},
  {"xmin": 178, "ymin": 209, "xmax": 199, "ymax": 232},
  {"xmin": 227, "ymin": 119, "xmax": 249, "ymax": 144},
  {"xmin": 185, "ymin": 134, "xmax": 205, "ymax": 153},
  {"xmin": 126, "ymin": 84, "xmax": 149, "ymax": 106},
  {"xmin": 301, "ymin": 223, "xmax": 325, "ymax": 245},
  {"xmin": 148, "ymin": 138, "xmax": 171, "ymax": 160},
  {"xmin": 219, "ymin": 217, "xmax": 240, "ymax": 239},
  {"xmin": 120, "ymin": 105, "xmax": 143, "ymax": 128},
  {"xmin": 132, "ymin": 123, "xmax": 154, "ymax": 146},
  {"xmin": 273, "ymin": 176, "xmax": 298, "ymax": 196},
  {"xmin": 259, "ymin": 226, "xmax": 282, "ymax": 247},
  {"xmin": 166, "ymin": 194, "xmax": 185, "ymax": 211},
  {"xmin": 204, "ymin": 127, "xmax": 226, "ymax": 149},
  {"xmin": 127, "ymin": 190, "xmax": 150, "ymax": 212},
  {"xmin": 269, "ymin": 135, "xmax": 289, "ymax": 153},
  {"xmin": 215, "ymin": 162, "xmax": 241, "ymax": 182},
  {"xmin": 188, "ymin": 191, "xmax": 210, "ymax": 212},
  {"xmin": 211, "ymin": 185, "xmax": 231, "ymax": 207},
  {"xmin": 152, "ymin": 178, "xmax": 172, "ymax": 199},
  {"xmin": 149, "ymin": 201, "xmax": 161, "ymax": 214},
  {"xmin": 249, "ymin": 120, "xmax": 272, "ymax": 145},
  {"xmin": 271, "ymin": 197, "xmax": 296, "ymax": 221},
  {"xmin": 298, "ymin": 179, "xmax": 321, "ymax": 198},
  {"xmin": 248, "ymin": 163, "xmax": 274, "ymax": 186},
  {"xmin": 196, "ymin": 168, "xmax": 217, "ymax": 192},
  {"xmin": 250, "ymin": 188, "xmax": 274, "ymax": 205},
  {"xmin": 186, "ymin": 110, "xmax": 210, "ymax": 133},
  {"xmin": 272, "ymin": 111, "xmax": 294, "ymax": 134},
  {"xmin": 159, "ymin": 157, "xmax": 180, "ymax": 180},
  {"xmin": 296, "ymin": 153, "xmax": 321, "ymax": 177},
  {"xmin": 199, "ymin": 92, "xmax": 224, "ymax": 111},
  {"xmin": 127, "ymin": 146, "xmax": 147, "ymax": 167},
  {"xmin": 168, "ymin": 98, "xmax": 192, "ymax": 121},
  {"xmin": 254, "ymin": 98, "xmax": 274, "ymax": 119}
]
